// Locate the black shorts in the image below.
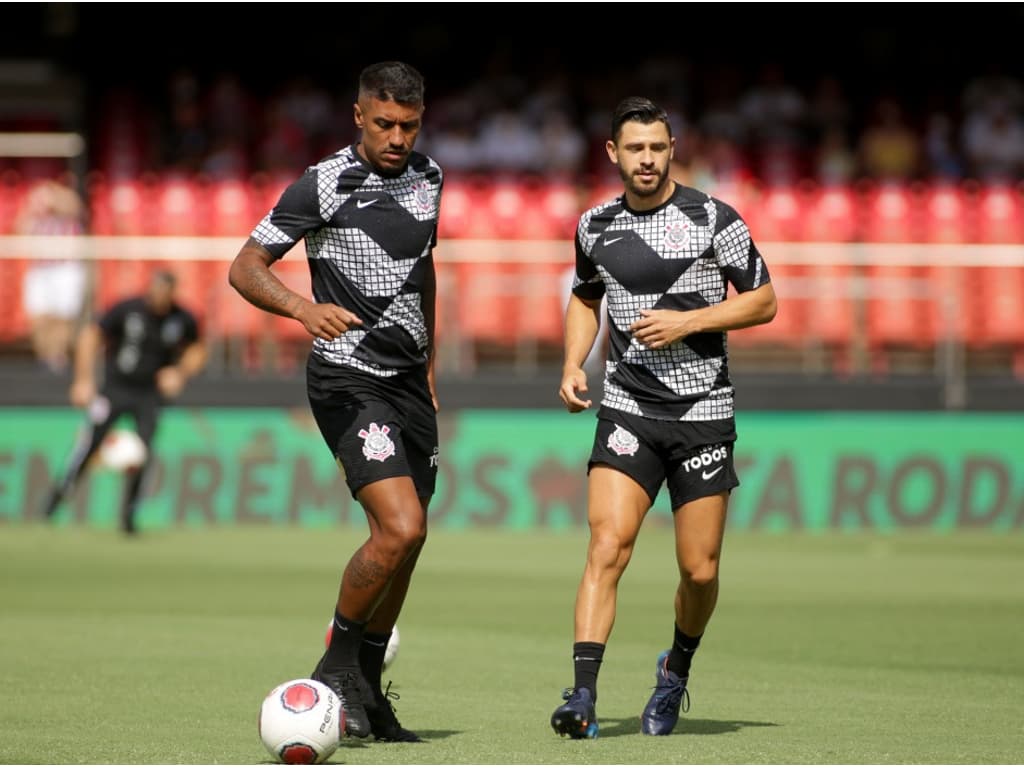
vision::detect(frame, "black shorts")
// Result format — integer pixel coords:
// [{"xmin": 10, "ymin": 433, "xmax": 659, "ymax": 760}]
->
[
  {"xmin": 588, "ymin": 407, "xmax": 739, "ymax": 510},
  {"xmin": 306, "ymin": 356, "xmax": 438, "ymax": 499}
]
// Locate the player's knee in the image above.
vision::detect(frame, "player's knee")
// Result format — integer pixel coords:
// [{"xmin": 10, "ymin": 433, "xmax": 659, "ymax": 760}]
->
[
  {"xmin": 588, "ymin": 531, "xmax": 635, "ymax": 573},
  {"xmin": 681, "ymin": 556, "xmax": 719, "ymax": 588},
  {"xmin": 378, "ymin": 514, "xmax": 427, "ymax": 555}
]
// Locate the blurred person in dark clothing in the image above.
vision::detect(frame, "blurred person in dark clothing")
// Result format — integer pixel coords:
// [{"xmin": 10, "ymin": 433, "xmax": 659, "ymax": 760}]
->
[{"xmin": 42, "ymin": 269, "xmax": 205, "ymax": 534}]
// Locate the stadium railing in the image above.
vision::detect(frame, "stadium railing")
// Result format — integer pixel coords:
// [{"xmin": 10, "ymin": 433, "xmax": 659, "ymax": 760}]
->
[{"xmin": 0, "ymin": 172, "xmax": 1022, "ymax": 384}]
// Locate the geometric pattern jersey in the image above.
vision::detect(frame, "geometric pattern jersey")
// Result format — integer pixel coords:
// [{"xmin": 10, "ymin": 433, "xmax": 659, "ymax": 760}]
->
[
  {"xmin": 572, "ymin": 183, "xmax": 771, "ymax": 421},
  {"xmin": 251, "ymin": 144, "xmax": 443, "ymax": 376}
]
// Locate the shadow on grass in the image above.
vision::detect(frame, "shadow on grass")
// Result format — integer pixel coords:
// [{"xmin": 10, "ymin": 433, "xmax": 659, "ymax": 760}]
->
[{"xmin": 598, "ymin": 715, "xmax": 780, "ymax": 738}]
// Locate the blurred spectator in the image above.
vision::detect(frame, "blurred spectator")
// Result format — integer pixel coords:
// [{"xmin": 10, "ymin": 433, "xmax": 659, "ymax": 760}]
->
[
  {"xmin": 537, "ymin": 110, "xmax": 587, "ymax": 176},
  {"xmin": 738, "ymin": 63, "xmax": 807, "ymax": 182},
  {"xmin": 961, "ymin": 65, "xmax": 1024, "ymax": 118},
  {"xmin": 814, "ymin": 128, "xmax": 857, "ymax": 186},
  {"xmin": 807, "ymin": 75, "xmax": 853, "ymax": 142},
  {"xmin": 17, "ymin": 179, "xmax": 88, "ymax": 373},
  {"xmin": 923, "ymin": 112, "xmax": 965, "ymax": 180},
  {"xmin": 858, "ymin": 98, "xmax": 921, "ymax": 181},
  {"xmin": 478, "ymin": 108, "xmax": 543, "ymax": 173},
  {"xmin": 163, "ymin": 69, "xmax": 207, "ymax": 172},
  {"xmin": 258, "ymin": 101, "xmax": 308, "ymax": 174},
  {"xmin": 279, "ymin": 76, "xmax": 335, "ymax": 157},
  {"xmin": 961, "ymin": 102, "xmax": 1024, "ymax": 182}
]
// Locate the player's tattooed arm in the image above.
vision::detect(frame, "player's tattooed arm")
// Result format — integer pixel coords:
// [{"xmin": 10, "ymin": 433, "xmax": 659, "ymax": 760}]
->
[
  {"xmin": 228, "ymin": 238, "xmax": 303, "ymax": 317},
  {"xmin": 228, "ymin": 238, "xmax": 362, "ymax": 340}
]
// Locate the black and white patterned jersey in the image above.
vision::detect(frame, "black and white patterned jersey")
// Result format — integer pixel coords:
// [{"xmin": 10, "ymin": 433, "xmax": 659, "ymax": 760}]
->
[
  {"xmin": 250, "ymin": 145, "xmax": 443, "ymax": 376},
  {"xmin": 572, "ymin": 183, "xmax": 770, "ymax": 422}
]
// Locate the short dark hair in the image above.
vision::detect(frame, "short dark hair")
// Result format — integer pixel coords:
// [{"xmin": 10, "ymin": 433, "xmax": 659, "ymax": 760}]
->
[
  {"xmin": 358, "ymin": 61, "xmax": 425, "ymax": 106},
  {"xmin": 152, "ymin": 269, "xmax": 176, "ymax": 288},
  {"xmin": 611, "ymin": 97, "xmax": 672, "ymax": 143}
]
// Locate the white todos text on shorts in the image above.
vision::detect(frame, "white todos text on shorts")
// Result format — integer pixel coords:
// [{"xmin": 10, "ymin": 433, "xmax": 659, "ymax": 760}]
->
[{"xmin": 683, "ymin": 446, "xmax": 728, "ymax": 472}]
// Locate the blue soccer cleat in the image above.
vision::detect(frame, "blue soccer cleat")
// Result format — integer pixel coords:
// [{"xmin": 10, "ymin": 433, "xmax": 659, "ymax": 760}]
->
[
  {"xmin": 550, "ymin": 686, "xmax": 599, "ymax": 739},
  {"xmin": 640, "ymin": 650, "xmax": 690, "ymax": 736}
]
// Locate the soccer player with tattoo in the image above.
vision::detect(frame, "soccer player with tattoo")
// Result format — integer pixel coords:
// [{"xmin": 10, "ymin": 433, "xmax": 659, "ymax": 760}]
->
[{"xmin": 229, "ymin": 61, "xmax": 441, "ymax": 743}]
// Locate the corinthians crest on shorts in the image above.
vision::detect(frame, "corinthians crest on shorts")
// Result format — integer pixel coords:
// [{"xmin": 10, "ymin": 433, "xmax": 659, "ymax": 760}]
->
[
  {"xmin": 607, "ymin": 425, "xmax": 640, "ymax": 456},
  {"xmin": 358, "ymin": 422, "xmax": 396, "ymax": 462}
]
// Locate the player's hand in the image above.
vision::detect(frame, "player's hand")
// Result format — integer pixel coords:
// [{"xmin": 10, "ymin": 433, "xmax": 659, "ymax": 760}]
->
[
  {"xmin": 69, "ymin": 378, "xmax": 96, "ymax": 408},
  {"xmin": 293, "ymin": 300, "xmax": 363, "ymax": 340},
  {"xmin": 156, "ymin": 366, "xmax": 186, "ymax": 399},
  {"xmin": 559, "ymin": 367, "xmax": 592, "ymax": 413},
  {"xmin": 427, "ymin": 366, "xmax": 440, "ymax": 413},
  {"xmin": 630, "ymin": 309, "xmax": 691, "ymax": 349}
]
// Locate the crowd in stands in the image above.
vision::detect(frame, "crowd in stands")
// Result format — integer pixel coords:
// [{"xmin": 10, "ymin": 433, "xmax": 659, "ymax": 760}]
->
[
  {"xmin": 3, "ymin": 60, "xmax": 1014, "ymax": 189},
  {"xmin": 1, "ymin": 60, "xmax": 1022, "ymax": 378}
]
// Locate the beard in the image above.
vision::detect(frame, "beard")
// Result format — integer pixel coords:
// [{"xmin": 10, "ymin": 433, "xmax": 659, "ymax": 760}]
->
[{"xmin": 618, "ymin": 162, "xmax": 670, "ymax": 198}]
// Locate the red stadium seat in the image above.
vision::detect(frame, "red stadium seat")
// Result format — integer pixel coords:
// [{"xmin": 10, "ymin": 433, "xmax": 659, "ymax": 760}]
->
[
  {"xmin": 859, "ymin": 183, "xmax": 923, "ymax": 243},
  {"xmin": 806, "ymin": 263, "xmax": 856, "ymax": 347},
  {"xmin": 976, "ymin": 185, "xmax": 1024, "ymax": 244},
  {"xmin": 536, "ymin": 180, "xmax": 583, "ymax": 241},
  {"xmin": 803, "ymin": 185, "xmax": 858, "ymax": 242},
  {"xmin": 208, "ymin": 178, "xmax": 260, "ymax": 237},
  {"xmin": 0, "ymin": 170, "xmax": 26, "ymax": 235},
  {"xmin": 153, "ymin": 175, "xmax": 208, "ymax": 236},
  {"xmin": 744, "ymin": 184, "xmax": 807, "ymax": 242},
  {"xmin": 730, "ymin": 263, "xmax": 807, "ymax": 348},
  {"xmin": 94, "ymin": 256, "xmax": 150, "ymax": 313},
  {"xmin": 90, "ymin": 177, "xmax": 156, "ymax": 236},
  {"xmin": 970, "ymin": 266, "xmax": 1024, "ymax": 347},
  {"xmin": 0, "ymin": 258, "xmax": 29, "ymax": 341},
  {"xmin": 516, "ymin": 262, "xmax": 567, "ymax": 345},
  {"xmin": 436, "ymin": 176, "xmax": 475, "ymax": 239},
  {"xmin": 920, "ymin": 183, "xmax": 973, "ymax": 244},
  {"xmin": 454, "ymin": 261, "xmax": 521, "ymax": 346}
]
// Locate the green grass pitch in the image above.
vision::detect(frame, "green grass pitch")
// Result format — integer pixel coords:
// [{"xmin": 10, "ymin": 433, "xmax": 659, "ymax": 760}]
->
[{"xmin": 1, "ymin": 524, "xmax": 1022, "ymax": 764}]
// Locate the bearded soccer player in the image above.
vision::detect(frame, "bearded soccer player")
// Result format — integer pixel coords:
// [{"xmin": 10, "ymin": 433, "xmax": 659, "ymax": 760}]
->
[
  {"xmin": 550, "ymin": 97, "xmax": 777, "ymax": 738},
  {"xmin": 228, "ymin": 61, "xmax": 441, "ymax": 743}
]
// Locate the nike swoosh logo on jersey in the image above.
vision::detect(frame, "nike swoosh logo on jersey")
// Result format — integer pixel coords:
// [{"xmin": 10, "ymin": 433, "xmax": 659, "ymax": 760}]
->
[
  {"xmin": 702, "ymin": 466, "xmax": 723, "ymax": 480},
  {"xmin": 356, "ymin": 199, "xmax": 378, "ymax": 208},
  {"xmin": 603, "ymin": 236, "xmax": 624, "ymax": 246}
]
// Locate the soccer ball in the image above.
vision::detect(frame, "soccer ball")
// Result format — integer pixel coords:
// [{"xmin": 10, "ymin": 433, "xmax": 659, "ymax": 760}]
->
[
  {"xmin": 258, "ymin": 678, "xmax": 343, "ymax": 764},
  {"xmin": 324, "ymin": 622, "xmax": 400, "ymax": 670},
  {"xmin": 98, "ymin": 429, "xmax": 147, "ymax": 470}
]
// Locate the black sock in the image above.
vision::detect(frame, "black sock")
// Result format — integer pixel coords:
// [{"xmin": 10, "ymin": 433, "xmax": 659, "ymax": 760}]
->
[
  {"xmin": 572, "ymin": 642, "xmax": 605, "ymax": 701},
  {"xmin": 326, "ymin": 611, "xmax": 366, "ymax": 666},
  {"xmin": 359, "ymin": 630, "xmax": 390, "ymax": 694},
  {"xmin": 666, "ymin": 625, "xmax": 701, "ymax": 678}
]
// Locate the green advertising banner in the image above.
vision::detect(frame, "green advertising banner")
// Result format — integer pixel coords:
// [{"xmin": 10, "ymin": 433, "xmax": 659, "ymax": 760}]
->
[{"xmin": 1, "ymin": 408, "xmax": 1022, "ymax": 530}]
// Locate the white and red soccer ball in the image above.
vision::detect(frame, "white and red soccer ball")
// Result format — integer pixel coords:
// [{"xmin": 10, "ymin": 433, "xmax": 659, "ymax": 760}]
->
[
  {"xmin": 258, "ymin": 678, "xmax": 343, "ymax": 765},
  {"xmin": 98, "ymin": 428, "xmax": 147, "ymax": 470}
]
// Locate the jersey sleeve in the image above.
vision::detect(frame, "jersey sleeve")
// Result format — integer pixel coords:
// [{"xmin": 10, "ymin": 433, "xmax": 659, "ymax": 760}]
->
[
  {"xmin": 571, "ymin": 213, "xmax": 605, "ymax": 301},
  {"xmin": 712, "ymin": 200, "xmax": 771, "ymax": 293},
  {"xmin": 249, "ymin": 167, "xmax": 324, "ymax": 261},
  {"xmin": 97, "ymin": 300, "xmax": 128, "ymax": 339},
  {"xmin": 181, "ymin": 310, "xmax": 200, "ymax": 344}
]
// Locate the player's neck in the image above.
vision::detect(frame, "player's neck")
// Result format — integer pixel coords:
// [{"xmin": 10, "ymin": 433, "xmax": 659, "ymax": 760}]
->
[{"xmin": 623, "ymin": 180, "xmax": 676, "ymax": 213}]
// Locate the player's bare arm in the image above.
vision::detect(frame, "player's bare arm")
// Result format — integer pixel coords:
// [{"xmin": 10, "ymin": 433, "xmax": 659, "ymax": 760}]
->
[
  {"xmin": 559, "ymin": 293, "xmax": 602, "ymax": 412},
  {"xmin": 228, "ymin": 238, "xmax": 362, "ymax": 341},
  {"xmin": 630, "ymin": 283, "xmax": 778, "ymax": 350},
  {"xmin": 420, "ymin": 252, "xmax": 439, "ymax": 412},
  {"xmin": 156, "ymin": 339, "xmax": 207, "ymax": 399},
  {"xmin": 69, "ymin": 322, "xmax": 100, "ymax": 406}
]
